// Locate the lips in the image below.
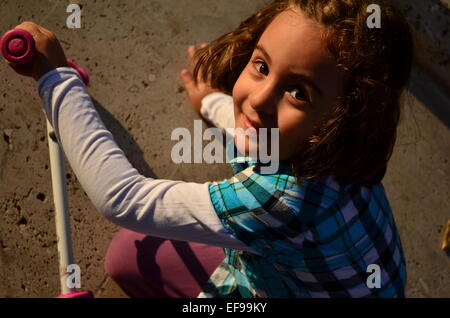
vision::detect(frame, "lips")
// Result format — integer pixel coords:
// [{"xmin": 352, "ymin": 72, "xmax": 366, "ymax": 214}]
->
[{"xmin": 243, "ymin": 114, "xmax": 259, "ymax": 131}]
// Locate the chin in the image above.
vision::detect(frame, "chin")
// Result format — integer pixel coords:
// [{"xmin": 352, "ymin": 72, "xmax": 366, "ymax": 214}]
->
[{"xmin": 234, "ymin": 133, "xmax": 259, "ymax": 158}]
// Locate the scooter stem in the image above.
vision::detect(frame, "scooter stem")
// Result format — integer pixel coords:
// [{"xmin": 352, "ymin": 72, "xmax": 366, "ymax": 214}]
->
[{"xmin": 46, "ymin": 119, "xmax": 74, "ymax": 294}]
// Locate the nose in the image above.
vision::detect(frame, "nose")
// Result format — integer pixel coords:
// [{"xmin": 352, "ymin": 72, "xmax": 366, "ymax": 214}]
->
[{"xmin": 248, "ymin": 80, "xmax": 279, "ymax": 115}]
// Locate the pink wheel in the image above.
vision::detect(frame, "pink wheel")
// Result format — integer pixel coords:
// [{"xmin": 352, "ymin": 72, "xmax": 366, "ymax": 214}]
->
[{"xmin": 0, "ymin": 29, "xmax": 36, "ymax": 64}]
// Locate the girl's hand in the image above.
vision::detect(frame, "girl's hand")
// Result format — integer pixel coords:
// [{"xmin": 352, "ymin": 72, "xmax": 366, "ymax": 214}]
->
[
  {"xmin": 179, "ymin": 43, "xmax": 221, "ymax": 115},
  {"xmin": 4, "ymin": 21, "xmax": 68, "ymax": 81}
]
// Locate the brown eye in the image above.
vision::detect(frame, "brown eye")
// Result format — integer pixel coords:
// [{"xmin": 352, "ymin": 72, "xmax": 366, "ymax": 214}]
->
[
  {"xmin": 289, "ymin": 88, "xmax": 308, "ymax": 102},
  {"xmin": 254, "ymin": 61, "xmax": 269, "ymax": 76}
]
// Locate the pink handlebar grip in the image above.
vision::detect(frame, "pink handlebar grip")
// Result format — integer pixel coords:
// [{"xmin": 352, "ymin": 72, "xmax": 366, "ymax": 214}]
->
[
  {"xmin": 0, "ymin": 29, "xmax": 36, "ymax": 64},
  {"xmin": 67, "ymin": 59, "xmax": 90, "ymax": 86},
  {"xmin": 1, "ymin": 28, "xmax": 90, "ymax": 86}
]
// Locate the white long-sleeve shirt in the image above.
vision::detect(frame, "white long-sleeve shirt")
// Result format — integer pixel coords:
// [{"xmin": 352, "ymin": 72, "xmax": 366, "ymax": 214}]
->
[{"xmin": 37, "ymin": 67, "xmax": 256, "ymax": 253}]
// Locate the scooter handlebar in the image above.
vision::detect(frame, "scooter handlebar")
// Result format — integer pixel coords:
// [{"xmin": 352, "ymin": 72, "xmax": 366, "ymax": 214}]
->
[
  {"xmin": 0, "ymin": 28, "xmax": 36, "ymax": 64},
  {"xmin": 1, "ymin": 28, "xmax": 90, "ymax": 86}
]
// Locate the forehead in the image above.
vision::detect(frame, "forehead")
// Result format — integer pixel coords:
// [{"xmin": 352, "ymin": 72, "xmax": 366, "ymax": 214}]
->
[{"xmin": 257, "ymin": 8, "xmax": 335, "ymax": 75}]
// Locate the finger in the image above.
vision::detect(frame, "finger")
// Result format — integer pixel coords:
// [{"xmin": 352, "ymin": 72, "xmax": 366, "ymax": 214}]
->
[
  {"xmin": 36, "ymin": 24, "xmax": 58, "ymax": 41},
  {"xmin": 5, "ymin": 59, "xmax": 27, "ymax": 76},
  {"xmin": 37, "ymin": 27, "xmax": 52, "ymax": 39},
  {"xmin": 188, "ymin": 45, "xmax": 200, "ymax": 71},
  {"xmin": 187, "ymin": 45, "xmax": 195, "ymax": 59},
  {"xmin": 15, "ymin": 21, "xmax": 39, "ymax": 33},
  {"xmin": 34, "ymin": 23, "xmax": 50, "ymax": 33},
  {"xmin": 17, "ymin": 21, "xmax": 37, "ymax": 28},
  {"xmin": 200, "ymin": 42, "xmax": 208, "ymax": 48},
  {"xmin": 180, "ymin": 69, "xmax": 198, "ymax": 94},
  {"xmin": 180, "ymin": 68, "xmax": 195, "ymax": 86},
  {"xmin": 14, "ymin": 21, "xmax": 45, "ymax": 44},
  {"xmin": 15, "ymin": 22, "xmax": 52, "ymax": 43}
]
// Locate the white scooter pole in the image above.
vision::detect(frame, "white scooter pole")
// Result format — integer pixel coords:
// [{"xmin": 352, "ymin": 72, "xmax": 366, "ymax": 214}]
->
[
  {"xmin": 47, "ymin": 116, "xmax": 93, "ymax": 298},
  {"xmin": 46, "ymin": 119, "xmax": 74, "ymax": 295}
]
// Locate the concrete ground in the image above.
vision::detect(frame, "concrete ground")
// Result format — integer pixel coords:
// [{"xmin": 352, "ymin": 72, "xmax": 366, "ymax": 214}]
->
[{"xmin": 0, "ymin": 0, "xmax": 449, "ymax": 298}]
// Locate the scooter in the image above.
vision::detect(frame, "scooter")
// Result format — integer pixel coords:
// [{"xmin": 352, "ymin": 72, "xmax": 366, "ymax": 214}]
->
[{"xmin": 1, "ymin": 28, "xmax": 93, "ymax": 298}]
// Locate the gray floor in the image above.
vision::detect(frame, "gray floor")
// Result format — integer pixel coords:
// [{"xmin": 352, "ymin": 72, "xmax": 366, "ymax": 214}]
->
[{"xmin": 0, "ymin": 0, "xmax": 449, "ymax": 298}]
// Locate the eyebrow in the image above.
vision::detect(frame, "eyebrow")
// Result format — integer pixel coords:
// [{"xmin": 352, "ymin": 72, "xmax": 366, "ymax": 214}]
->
[{"xmin": 255, "ymin": 44, "xmax": 323, "ymax": 97}]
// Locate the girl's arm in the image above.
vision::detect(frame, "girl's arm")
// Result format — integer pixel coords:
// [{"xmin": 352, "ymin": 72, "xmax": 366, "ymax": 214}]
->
[
  {"xmin": 37, "ymin": 67, "xmax": 256, "ymax": 253},
  {"xmin": 200, "ymin": 92, "xmax": 235, "ymax": 132}
]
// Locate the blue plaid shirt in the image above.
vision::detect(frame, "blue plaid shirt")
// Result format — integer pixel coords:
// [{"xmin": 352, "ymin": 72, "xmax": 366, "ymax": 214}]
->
[{"xmin": 199, "ymin": 143, "xmax": 406, "ymax": 298}]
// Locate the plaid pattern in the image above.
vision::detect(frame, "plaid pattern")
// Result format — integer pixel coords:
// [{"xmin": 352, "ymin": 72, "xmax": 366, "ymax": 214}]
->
[{"xmin": 198, "ymin": 143, "xmax": 406, "ymax": 298}]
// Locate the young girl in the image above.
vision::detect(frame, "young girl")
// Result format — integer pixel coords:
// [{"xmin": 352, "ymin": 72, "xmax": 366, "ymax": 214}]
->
[{"xmin": 7, "ymin": 0, "xmax": 413, "ymax": 298}]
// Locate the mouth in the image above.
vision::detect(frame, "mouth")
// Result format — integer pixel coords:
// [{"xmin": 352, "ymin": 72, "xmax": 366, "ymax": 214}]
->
[{"xmin": 243, "ymin": 114, "xmax": 260, "ymax": 132}]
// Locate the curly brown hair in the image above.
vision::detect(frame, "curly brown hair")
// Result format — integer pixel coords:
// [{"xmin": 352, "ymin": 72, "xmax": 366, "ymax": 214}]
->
[{"xmin": 193, "ymin": 0, "xmax": 414, "ymax": 187}]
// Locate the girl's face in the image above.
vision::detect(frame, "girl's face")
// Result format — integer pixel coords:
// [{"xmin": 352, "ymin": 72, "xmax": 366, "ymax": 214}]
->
[{"xmin": 232, "ymin": 7, "xmax": 345, "ymax": 161}]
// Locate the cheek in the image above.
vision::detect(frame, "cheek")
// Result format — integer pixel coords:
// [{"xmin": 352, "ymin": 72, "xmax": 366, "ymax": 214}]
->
[
  {"xmin": 232, "ymin": 72, "xmax": 249, "ymax": 122},
  {"xmin": 277, "ymin": 111, "xmax": 314, "ymax": 153},
  {"xmin": 232, "ymin": 73, "xmax": 246, "ymax": 105},
  {"xmin": 278, "ymin": 111, "xmax": 307, "ymax": 139},
  {"xmin": 232, "ymin": 67, "xmax": 253, "ymax": 106}
]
